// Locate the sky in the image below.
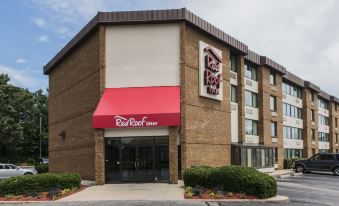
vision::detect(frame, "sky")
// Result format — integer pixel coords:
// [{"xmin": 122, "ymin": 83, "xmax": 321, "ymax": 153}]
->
[{"xmin": 0, "ymin": 0, "xmax": 339, "ymax": 96}]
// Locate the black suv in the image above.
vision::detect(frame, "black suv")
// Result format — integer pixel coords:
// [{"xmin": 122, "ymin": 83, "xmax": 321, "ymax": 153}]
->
[{"xmin": 294, "ymin": 153, "xmax": 339, "ymax": 175}]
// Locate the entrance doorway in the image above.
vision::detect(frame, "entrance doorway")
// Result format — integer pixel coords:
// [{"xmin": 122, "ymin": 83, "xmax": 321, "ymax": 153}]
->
[{"xmin": 105, "ymin": 136, "xmax": 169, "ymax": 183}]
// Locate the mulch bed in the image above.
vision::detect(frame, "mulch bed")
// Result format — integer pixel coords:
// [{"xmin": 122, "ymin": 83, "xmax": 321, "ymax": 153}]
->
[
  {"xmin": 184, "ymin": 187, "xmax": 257, "ymax": 200},
  {"xmin": 0, "ymin": 185, "xmax": 88, "ymax": 201}
]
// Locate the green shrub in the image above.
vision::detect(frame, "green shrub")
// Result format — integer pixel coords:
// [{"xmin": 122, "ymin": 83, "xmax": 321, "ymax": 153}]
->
[
  {"xmin": 183, "ymin": 165, "xmax": 277, "ymax": 199},
  {"xmin": 284, "ymin": 158, "xmax": 303, "ymax": 169},
  {"xmin": 0, "ymin": 173, "xmax": 81, "ymax": 196},
  {"xmin": 35, "ymin": 164, "xmax": 48, "ymax": 173},
  {"xmin": 26, "ymin": 158, "xmax": 36, "ymax": 166}
]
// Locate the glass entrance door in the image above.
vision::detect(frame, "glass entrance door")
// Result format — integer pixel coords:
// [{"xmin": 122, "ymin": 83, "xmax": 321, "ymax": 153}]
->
[{"xmin": 105, "ymin": 136, "xmax": 169, "ymax": 183}]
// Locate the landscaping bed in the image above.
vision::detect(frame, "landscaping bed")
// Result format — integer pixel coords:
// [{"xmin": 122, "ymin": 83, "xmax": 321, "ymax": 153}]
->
[
  {"xmin": 0, "ymin": 173, "xmax": 84, "ymax": 201},
  {"xmin": 184, "ymin": 186, "xmax": 257, "ymax": 199},
  {"xmin": 0, "ymin": 185, "xmax": 87, "ymax": 201},
  {"xmin": 183, "ymin": 165, "xmax": 277, "ymax": 199}
]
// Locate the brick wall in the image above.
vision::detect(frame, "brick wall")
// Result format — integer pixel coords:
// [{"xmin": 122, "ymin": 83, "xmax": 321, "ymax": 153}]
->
[
  {"xmin": 258, "ymin": 67, "xmax": 284, "ymax": 169},
  {"xmin": 180, "ymin": 24, "xmax": 232, "ymax": 170},
  {"xmin": 48, "ymin": 29, "xmax": 101, "ymax": 180}
]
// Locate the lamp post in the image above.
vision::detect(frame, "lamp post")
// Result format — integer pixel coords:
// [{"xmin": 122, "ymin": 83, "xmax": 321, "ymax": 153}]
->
[{"xmin": 39, "ymin": 116, "xmax": 42, "ymax": 158}]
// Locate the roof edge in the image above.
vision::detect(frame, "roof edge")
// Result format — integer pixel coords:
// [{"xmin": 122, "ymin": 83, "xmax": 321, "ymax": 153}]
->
[{"xmin": 260, "ymin": 56, "xmax": 286, "ymax": 74}]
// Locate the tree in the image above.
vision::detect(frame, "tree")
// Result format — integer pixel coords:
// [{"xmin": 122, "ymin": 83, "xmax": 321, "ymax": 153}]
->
[{"xmin": 0, "ymin": 73, "xmax": 48, "ymax": 163}]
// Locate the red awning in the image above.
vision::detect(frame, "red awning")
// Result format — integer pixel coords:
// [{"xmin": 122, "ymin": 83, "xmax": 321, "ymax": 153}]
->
[{"xmin": 93, "ymin": 86, "xmax": 180, "ymax": 128}]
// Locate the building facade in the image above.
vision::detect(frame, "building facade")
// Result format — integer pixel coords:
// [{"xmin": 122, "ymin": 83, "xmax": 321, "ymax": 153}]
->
[{"xmin": 45, "ymin": 9, "xmax": 339, "ymax": 184}]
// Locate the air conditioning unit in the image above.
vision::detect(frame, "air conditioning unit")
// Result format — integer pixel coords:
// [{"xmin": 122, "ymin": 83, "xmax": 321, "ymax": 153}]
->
[
  {"xmin": 246, "ymin": 108, "xmax": 253, "ymax": 114},
  {"xmin": 246, "ymin": 79, "xmax": 252, "ymax": 86}
]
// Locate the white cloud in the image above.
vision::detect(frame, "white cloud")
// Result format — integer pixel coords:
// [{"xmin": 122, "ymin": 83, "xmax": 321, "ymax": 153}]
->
[
  {"xmin": 0, "ymin": 65, "xmax": 36, "ymax": 87},
  {"xmin": 34, "ymin": 17, "xmax": 46, "ymax": 28},
  {"xmin": 178, "ymin": 0, "xmax": 339, "ymax": 96},
  {"xmin": 16, "ymin": 58, "xmax": 27, "ymax": 64},
  {"xmin": 37, "ymin": 35, "xmax": 49, "ymax": 42}
]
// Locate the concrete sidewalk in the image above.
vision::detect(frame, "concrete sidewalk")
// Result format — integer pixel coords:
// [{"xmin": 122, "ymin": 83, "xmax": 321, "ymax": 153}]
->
[{"xmin": 59, "ymin": 181, "xmax": 185, "ymax": 201}]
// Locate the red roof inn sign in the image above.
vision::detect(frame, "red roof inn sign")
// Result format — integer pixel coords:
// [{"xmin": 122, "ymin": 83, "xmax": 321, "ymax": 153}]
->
[{"xmin": 199, "ymin": 41, "xmax": 223, "ymax": 101}]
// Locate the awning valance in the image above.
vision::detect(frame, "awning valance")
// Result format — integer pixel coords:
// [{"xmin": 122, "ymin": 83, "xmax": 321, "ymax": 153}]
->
[{"xmin": 93, "ymin": 86, "xmax": 180, "ymax": 128}]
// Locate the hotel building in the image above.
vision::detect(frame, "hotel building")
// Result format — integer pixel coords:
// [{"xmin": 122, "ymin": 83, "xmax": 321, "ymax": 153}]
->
[{"xmin": 44, "ymin": 9, "xmax": 339, "ymax": 184}]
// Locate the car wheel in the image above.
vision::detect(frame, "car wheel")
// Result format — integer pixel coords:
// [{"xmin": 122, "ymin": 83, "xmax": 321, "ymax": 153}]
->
[
  {"xmin": 333, "ymin": 167, "xmax": 339, "ymax": 176},
  {"xmin": 24, "ymin": 173, "xmax": 33, "ymax": 176},
  {"xmin": 295, "ymin": 165, "xmax": 305, "ymax": 173}
]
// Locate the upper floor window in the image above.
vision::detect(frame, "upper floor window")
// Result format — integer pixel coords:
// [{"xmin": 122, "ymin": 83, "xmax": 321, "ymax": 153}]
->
[
  {"xmin": 336, "ymin": 103, "xmax": 338, "ymax": 112},
  {"xmin": 245, "ymin": 119, "xmax": 258, "ymax": 135},
  {"xmin": 244, "ymin": 63, "xmax": 257, "ymax": 81},
  {"xmin": 271, "ymin": 122, "xmax": 277, "ymax": 138},
  {"xmin": 318, "ymin": 114, "xmax": 329, "ymax": 126},
  {"xmin": 311, "ymin": 129, "xmax": 315, "ymax": 141},
  {"xmin": 310, "ymin": 92, "xmax": 315, "ymax": 102},
  {"xmin": 283, "ymin": 103, "xmax": 302, "ymax": 119},
  {"xmin": 245, "ymin": 90, "xmax": 258, "ymax": 108},
  {"xmin": 318, "ymin": 132, "xmax": 329, "ymax": 142},
  {"xmin": 230, "ymin": 54, "xmax": 237, "ymax": 72},
  {"xmin": 336, "ymin": 118, "xmax": 338, "ymax": 127},
  {"xmin": 283, "ymin": 126, "xmax": 303, "ymax": 140},
  {"xmin": 269, "ymin": 70, "xmax": 276, "ymax": 86},
  {"xmin": 282, "ymin": 82, "xmax": 301, "ymax": 98},
  {"xmin": 318, "ymin": 98, "xmax": 328, "ymax": 110},
  {"xmin": 270, "ymin": 96, "xmax": 276, "ymax": 112},
  {"xmin": 231, "ymin": 85, "xmax": 237, "ymax": 103},
  {"xmin": 311, "ymin": 110, "xmax": 315, "ymax": 121}
]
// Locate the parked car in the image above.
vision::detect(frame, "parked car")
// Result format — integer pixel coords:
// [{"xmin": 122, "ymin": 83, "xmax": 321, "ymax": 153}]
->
[
  {"xmin": 37, "ymin": 157, "xmax": 49, "ymax": 164},
  {"xmin": 293, "ymin": 153, "xmax": 339, "ymax": 175},
  {"xmin": 0, "ymin": 164, "xmax": 37, "ymax": 179}
]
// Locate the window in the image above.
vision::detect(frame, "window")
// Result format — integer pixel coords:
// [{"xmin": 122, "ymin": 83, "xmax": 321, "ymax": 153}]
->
[
  {"xmin": 271, "ymin": 122, "xmax": 277, "ymax": 138},
  {"xmin": 336, "ymin": 118, "xmax": 338, "ymax": 127},
  {"xmin": 318, "ymin": 98, "xmax": 328, "ymax": 109},
  {"xmin": 312, "ymin": 149, "xmax": 315, "ymax": 156},
  {"xmin": 319, "ymin": 149, "xmax": 329, "ymax": 154},
  {"xmin": 270, "ymin": 96, "xmax": 276, "ymax": 112},
  {"xmin": 320, "ymin": 154, "xmax": 333, "ymax": 161},
  {"xmin": 269, "ymin": 70, "xmax": 276, "ymax": 86},
  {"xmin": 284, "ymin": 149, "xmax": 303, "ymax": 159},
  {"xmin": 311, "ymin": 110, "xmax": 315, "ymax": 121},
  {"xmin": 230, "ymin": 54, "xmax": 237, "ymax": 72},
  {"xmin": 245, "ymin": 119, "xmax": 258, "ymax": 135},
  {"xmin": 311, "ymin": 129, "xmax": 315, "ymax": 141},
  {"xmin": 283, "ymin": 126, "xmax": 303, "ymax": 140},
  {"xmin": 310, "ymin": 92, "xmax": 314, "ymax": 102},
  {"xmin": 282, "ymin": 82, "xmax": 301, "ymax": 98},
  {"xmin": 231, "ymin": 85, "xmax": 237, "ymax": 103},
  {"xmin": 244, "ymin": 63, "xmax": 257, "ymax": 80},
  {"xmin": 336, "ymin": 134, "xmax": 338, "ymax": 143},
  {"xmin": 245, "ymin": 90, "xmax": 258, "ymax": 108},
  {"xmin": 336, "ymin": 104, "xmax": 338, "ymax": 112},
  {"xmin": 318, "ymin": 132, "xmax": 329, "ymax": 142},
  {"xmin": 282, "ymin": 103, "xmax": 302, "ymax": 118},
  {"xmin": 318, "ymin": 114, "xmax": 329, "ymax": 126}
]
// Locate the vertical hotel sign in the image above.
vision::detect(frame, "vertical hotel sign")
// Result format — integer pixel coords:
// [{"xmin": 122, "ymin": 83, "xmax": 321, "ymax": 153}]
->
[{"xmin": 199, "ymin": 41, "xmax": 223, "ymax": 101}]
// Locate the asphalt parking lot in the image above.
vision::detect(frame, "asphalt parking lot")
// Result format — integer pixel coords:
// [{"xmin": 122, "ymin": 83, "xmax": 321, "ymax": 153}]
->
[
  {"xmin": 276, "ymin": 172, "xmax": 339, "ymax": 206},
  {"xmin": 0, "ymin": 172, "xmax": 338, "ymax": 206}
]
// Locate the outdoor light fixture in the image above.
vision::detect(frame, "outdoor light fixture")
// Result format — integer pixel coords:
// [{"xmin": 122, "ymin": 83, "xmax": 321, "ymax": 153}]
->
[{"xmin": 58, "ymin": 131, "xmax": 66, "ymax": 140}]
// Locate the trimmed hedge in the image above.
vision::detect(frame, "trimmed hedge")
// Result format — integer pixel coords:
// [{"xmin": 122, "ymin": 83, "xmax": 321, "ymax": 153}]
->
[
  {"xmin": 183, "ymin": 165, "xmax": 277, "ymax": 199},
  {"xmin": 0, "ymin": 173, "xmax": 81, "ymax": 196},
  {"xmin": 35, "ymin": 164, "xmax": 49, "ymax": 173},
  {"xmin": 284, "ymin": 158, "xmax": 303, "ymax": 169}
]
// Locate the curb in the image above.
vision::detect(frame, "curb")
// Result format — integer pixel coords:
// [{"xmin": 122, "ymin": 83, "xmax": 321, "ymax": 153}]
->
[
  {"xmin": 187, "ymin": 195, "xmax": 289, "ymax": 204},
  {"xmin": 275, "ymin": 172, "xmax": 303, "ymax": 179},
  {"xmin": 0, "ymin": 196, "xmax": 289, "ymax": 204}
]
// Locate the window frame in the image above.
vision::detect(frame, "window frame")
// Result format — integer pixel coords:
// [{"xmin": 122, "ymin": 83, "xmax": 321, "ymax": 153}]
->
[
  {"xmin": 269, "ymin": 70, "xmax": 276, "ymax": 86},
  {"xmin": 270, "ymin": 96, "xmax": 276, "ymax": 112},
  {"xmin": 231, "ymin": 85, "xmax": 237, "ymax": 103},
  {"xmin": 245, "ymin": 119, "xmax": 258, "ymax": 136},
  {"xmin": 245, "ymin": 90, "xmax": 258, "ymax": 108}
]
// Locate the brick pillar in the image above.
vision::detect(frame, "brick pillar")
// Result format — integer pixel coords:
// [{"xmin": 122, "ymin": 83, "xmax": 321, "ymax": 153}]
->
[
  {"xmin": 329, "ymin": 101, "xmax": 339, "ymax": 153},
  {"xmin": 237, "ymin": 55, "xmax": 245, "ymax": 143},
  {"xmin": 302, "ymin": 89, "xmax": 319, "ymax": 157},
  {"xmin": 169, "ymin": 127, "xmax": 178, "ymax": 184},
  {"xmin": 95, "ymin": 129, "xmax": 105, "ymax": 185}
]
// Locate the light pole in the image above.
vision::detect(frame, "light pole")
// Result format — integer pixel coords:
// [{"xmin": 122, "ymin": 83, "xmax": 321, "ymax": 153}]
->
[{"xmin": 39, "ymin": 115, "xmax": 42, "ymax": 158}]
